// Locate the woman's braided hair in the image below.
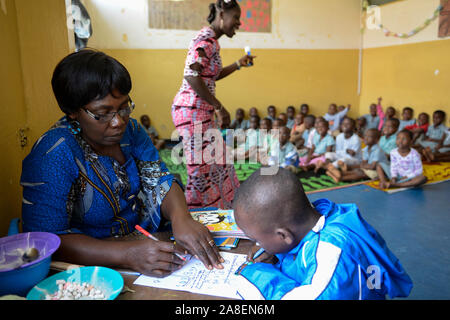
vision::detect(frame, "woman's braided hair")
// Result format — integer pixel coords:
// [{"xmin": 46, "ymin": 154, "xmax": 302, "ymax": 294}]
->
[{"xmin": 207, "ymin": 0, "xmax": 239, "ymax": 24}]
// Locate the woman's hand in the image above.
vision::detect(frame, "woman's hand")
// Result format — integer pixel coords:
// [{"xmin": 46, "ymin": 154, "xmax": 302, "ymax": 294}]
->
[
  {"xmin": 238, "ymin": 55, "xmax": 256, "ymax": 68},
  {"xmin": 171, "ymin": 215, "xmax": 224, "ymax": 270},
  {"xmin": 160, "ymin": 183, "xmax": 224, "ymax": 270},
  {"xmin": 215, "ymin": 105, "xmax": 231, "ymax": 126},
  {"xmin": 125, "ymin": 238, "xmax": 186, "ymax": 277}
]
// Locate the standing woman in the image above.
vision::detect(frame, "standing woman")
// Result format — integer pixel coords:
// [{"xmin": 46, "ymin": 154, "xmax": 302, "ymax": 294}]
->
[{"xmin": 172, "ymin": 0, "xmax": 255, "ymax": 209}]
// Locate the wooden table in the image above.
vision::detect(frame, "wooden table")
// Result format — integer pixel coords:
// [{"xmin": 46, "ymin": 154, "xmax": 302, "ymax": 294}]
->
[{"xmin": 50, "ymin": 233, "xmax": 254, "ymax": 300}]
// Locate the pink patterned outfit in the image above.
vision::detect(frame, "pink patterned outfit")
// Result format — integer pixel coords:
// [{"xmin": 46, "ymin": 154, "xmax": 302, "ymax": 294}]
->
[{"xmin": 171, "ymin": 26, "xmax": 239, "ymax": 209}]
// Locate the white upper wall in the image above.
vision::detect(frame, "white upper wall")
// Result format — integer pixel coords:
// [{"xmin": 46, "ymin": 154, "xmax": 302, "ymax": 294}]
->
[
  {"xmin": 363, "ymin": 0, "xmax": 446, "ymax": 48},
  {"xmin": 84, "ymin": 0, "xmax": 362, "ymax": 50}
]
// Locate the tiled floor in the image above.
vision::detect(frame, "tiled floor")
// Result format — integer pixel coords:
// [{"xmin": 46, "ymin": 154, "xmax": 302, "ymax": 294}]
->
[{"xmin": 308, "ymin": 181, "xmax": 450, "ymax": 300}]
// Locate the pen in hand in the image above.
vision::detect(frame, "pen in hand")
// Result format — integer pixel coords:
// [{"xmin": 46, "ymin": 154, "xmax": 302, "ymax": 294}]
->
[
  {"xmin": 235, "ymin": 247, "xmax": 265, "ymax": 275},
  {"xmin": 135, "ymin": 225, "xmax": 186, "ymax": 262},
  {"xmin": 249, "ymin": 248, "xmax": 265, "ymax": 262}
]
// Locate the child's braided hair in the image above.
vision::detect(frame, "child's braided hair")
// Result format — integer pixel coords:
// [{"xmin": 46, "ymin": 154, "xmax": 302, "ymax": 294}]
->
[{"xmin": 207, "ymin": 0, "xmax": 240, "ymax": 24}]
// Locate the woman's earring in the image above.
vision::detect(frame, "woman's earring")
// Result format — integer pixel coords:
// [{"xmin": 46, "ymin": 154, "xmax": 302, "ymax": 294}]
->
[
  {"xmin": 220, "ymin": 19, "xmax": 224, "ymax": 30},
  {"xmin": 68, "ymin": 120, "xmax": 81, "ymax": 135}
]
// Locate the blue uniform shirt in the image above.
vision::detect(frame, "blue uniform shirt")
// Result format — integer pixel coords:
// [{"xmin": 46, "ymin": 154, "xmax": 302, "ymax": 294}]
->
[
  {"xmin": 363, "ymin": 114, "xmax": 380, "ymax": 130},
  {"xmin": 313, "ymin": 134, "xmax": 335, "ymax": 155},
  {"xmin": 362, "ymin": 144, "xmax": 388, "ymax": 165},
  {"xmin": 379, "ymin": 133, "xmax": 398, "ymax": 155},
  {"xmin": 237, "ymin": 199, "xmax": 413, "ymax": 300}
]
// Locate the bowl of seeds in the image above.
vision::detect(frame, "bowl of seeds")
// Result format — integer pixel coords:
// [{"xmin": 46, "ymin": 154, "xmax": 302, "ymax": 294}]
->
[{"xmin": 26, "ymin": 266, "xmax": 124, "ymax": 300}]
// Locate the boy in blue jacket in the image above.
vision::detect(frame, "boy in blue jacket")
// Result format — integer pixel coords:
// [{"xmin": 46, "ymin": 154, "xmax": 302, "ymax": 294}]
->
[{"xmin": 233, "ymin": 168, "xmax": 412, "ymax": 300}]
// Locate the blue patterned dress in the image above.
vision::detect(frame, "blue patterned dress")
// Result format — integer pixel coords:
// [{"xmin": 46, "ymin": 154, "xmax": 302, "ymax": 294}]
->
[{"xmin": 21, "ymin": 117, "xmax": 177, "ymax": 239}]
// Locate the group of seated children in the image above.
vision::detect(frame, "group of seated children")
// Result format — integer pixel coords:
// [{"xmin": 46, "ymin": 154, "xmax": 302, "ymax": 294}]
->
[{"xmin": 227, "ymin": 99, "xmax": 449, "ymax": 190}]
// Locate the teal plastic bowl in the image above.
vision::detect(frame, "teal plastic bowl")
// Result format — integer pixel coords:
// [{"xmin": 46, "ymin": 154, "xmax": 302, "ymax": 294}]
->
[{"xmin": 26, "ymin": 266, "xmax": 124, "ymax": 300}]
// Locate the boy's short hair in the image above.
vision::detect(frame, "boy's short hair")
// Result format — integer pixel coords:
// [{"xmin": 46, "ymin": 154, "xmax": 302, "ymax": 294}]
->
[
  {"xmin": 287, "ymin": 106, "xmax": 295, "ymax": 111},
  {"xmin": 233, "ymin": 168, "xmax": 312, "ymax": 229},
  {"xmin": 317, "ymin": 118, "xmax": 329, "ymax": 127},
  {"xmin": 387, "ymin": 117, "xmax": 400, "ymax": 129},
  {"xmin": 268, "ymin": 105, "xmax": 276, "ymax": 110},
  {"xmin": 418, "ymin": 112, "xmax": 429, "ymax": 120},
  {"xmin": 304, "ymin": 115, "xmax": 315, "ymax": 122},
  {"xmin": 342, "ymin": 116, "xmax": 356, "ymax": 127},
  {"xmin": 366, "ymin": 128, "xmax": 380, "ymax": 139},
  {"xmin": 398, "ymin": 129, "xmax": 413, "ymax": 140},
  {"xmin": 263, "ymin": 117, "xmax": 272, "ymax": 124},
  {"xmin": 433, "ymin": 110, "xmax": 446, "ymax": 119},
  {"xmin": 402, "ymin": 107, "xmax": 413, "ymax": 113},
  {"xmin": 250, "ymin": 115, "xmax": 260, "ymax": 122}
]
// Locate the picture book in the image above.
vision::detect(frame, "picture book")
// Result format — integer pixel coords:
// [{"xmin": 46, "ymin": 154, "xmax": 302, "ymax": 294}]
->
[{"xmin": 189, "ymin": 209, "xmax": 249, "ymax": 239}]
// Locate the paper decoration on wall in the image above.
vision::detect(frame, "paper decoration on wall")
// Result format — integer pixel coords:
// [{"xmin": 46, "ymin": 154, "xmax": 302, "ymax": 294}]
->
[
  {"xmin": 439, "ymin": 0, "xmax": 450, "ymax": 38},
  {"xmin": 361, "ymin": 0, "xmax": 449, "ymax": 39},
  {"xmin": 148, "ymin": 0, "xmax": 271, "ymax": 33}
]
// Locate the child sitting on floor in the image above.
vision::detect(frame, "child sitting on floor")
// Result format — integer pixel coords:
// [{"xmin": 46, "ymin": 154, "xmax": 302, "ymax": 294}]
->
[
  {"xmin": 249, "ymin": 107, "xmax": 259, "ymax": 119},
  {"xmin": 257, "ymin": 118, "xmax": 275, "ymax": 165},
  {"xmin": 398, "ymin": 107, "xmax": 416, "ymax": 131},
  {"xmin": 379, "ymin": 118, "xmax": 400, "ymax": 158},
  {"xmin": 140, "ymin": 114, "xmax": 165, "ymax": 150},
  {"xmin": 268, "ymin": 126, "xmax": 299, "ymax": 172},
  {"xmin": 327, "ymin": 129, "xmax": 389, "ymax": 183},
  {"xmin": 278, "ymin": 113, "xmax": 288, "ymax": 127},
  {"xmin": 323, "ymin": 103, "xmax": 350, "ymax": 136},
  {"xmin": 405, "ymin": 112, "xmax": 429, "ymax": 144},
  {"xmin": 320, "ymin": 117, "xmax": 361, "ymax": 176},
  {"xmin": 272, "ymin": 118, "xmax": 284, "ymax": 132},
  {"xmin": 230, "ymin": 108, "xmax": 250, "ymax": 130},
  {"xmin": 415, "ymin": 110, "xmax": 447, "ymax": 157},
  {"xmin": 267, "ymin": 105, "xmax": 277, "ymax": 122},
  {"xmin": 300, "ymin": 103, "xmax": 309, "ymax": 116},
  {"xmin": 232, "ymin": 168, "xmax": 413, "ymax": 300},
  {"xmin": 422, "ymin": 119, "xmax": 450, "ymax": 162},
  {"xmin": 292, "ymin": 115, "xmax": 315, "ymax": 157},
  {"xmin": 363, "ymin": 103, "xmax": 380, "ymax": 131},
  {"xmin": 356, "ymin": 116, "xmax": 367, "ymax": 138},
  {"xmin": 377, "ymin": 129, "xmax": 427, "ymax": 189},
  {"xmin": 236, "ymin": 115, "xmax": 260, "ymax": 162},
  {"xmin": 290, "ymin": 113, "xmax": 305, "ymax": 146},
  {"xmin": 299, "ymin": 119, "xmax": 335, "ymax": 172},
  {"xmin": 286, "ymin": 106, "xmax": 296, "ymax": 129}
]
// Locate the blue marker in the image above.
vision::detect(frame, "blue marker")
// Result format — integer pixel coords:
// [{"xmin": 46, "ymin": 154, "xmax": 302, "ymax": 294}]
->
[
  {"xmin": 235, "ymin": 247, "xmax": 265, "ymax": 275},
  {"xmin": 251, "ymin": 248, "xmax": 265, "ymax": 260},
  {"xmin": 244, "ymin": 46, "xmax": 253, "ymax": 66}
]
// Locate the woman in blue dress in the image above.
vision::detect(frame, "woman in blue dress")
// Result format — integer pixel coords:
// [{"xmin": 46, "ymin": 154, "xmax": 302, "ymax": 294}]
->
[{"xmin": 21, "ymin": 50, "xmax": 224, "ymax": 277}]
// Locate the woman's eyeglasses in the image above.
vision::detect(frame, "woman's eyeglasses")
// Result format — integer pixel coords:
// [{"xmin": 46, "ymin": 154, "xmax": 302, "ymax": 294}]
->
[{"xmin": 83, "ymin": 97, "xmax": 135, "ymax": 124}]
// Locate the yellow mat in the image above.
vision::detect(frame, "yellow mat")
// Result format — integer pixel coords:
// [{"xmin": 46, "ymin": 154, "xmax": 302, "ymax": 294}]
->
[{"xmin": 366, "ymin": 162, "xmax": 450, "ymax": 194}]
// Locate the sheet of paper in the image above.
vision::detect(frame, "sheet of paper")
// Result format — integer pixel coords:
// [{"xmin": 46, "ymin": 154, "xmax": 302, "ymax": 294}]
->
[{"xmin": 133, "ymin": 252, "xmax": 247, "ymax": 299}]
